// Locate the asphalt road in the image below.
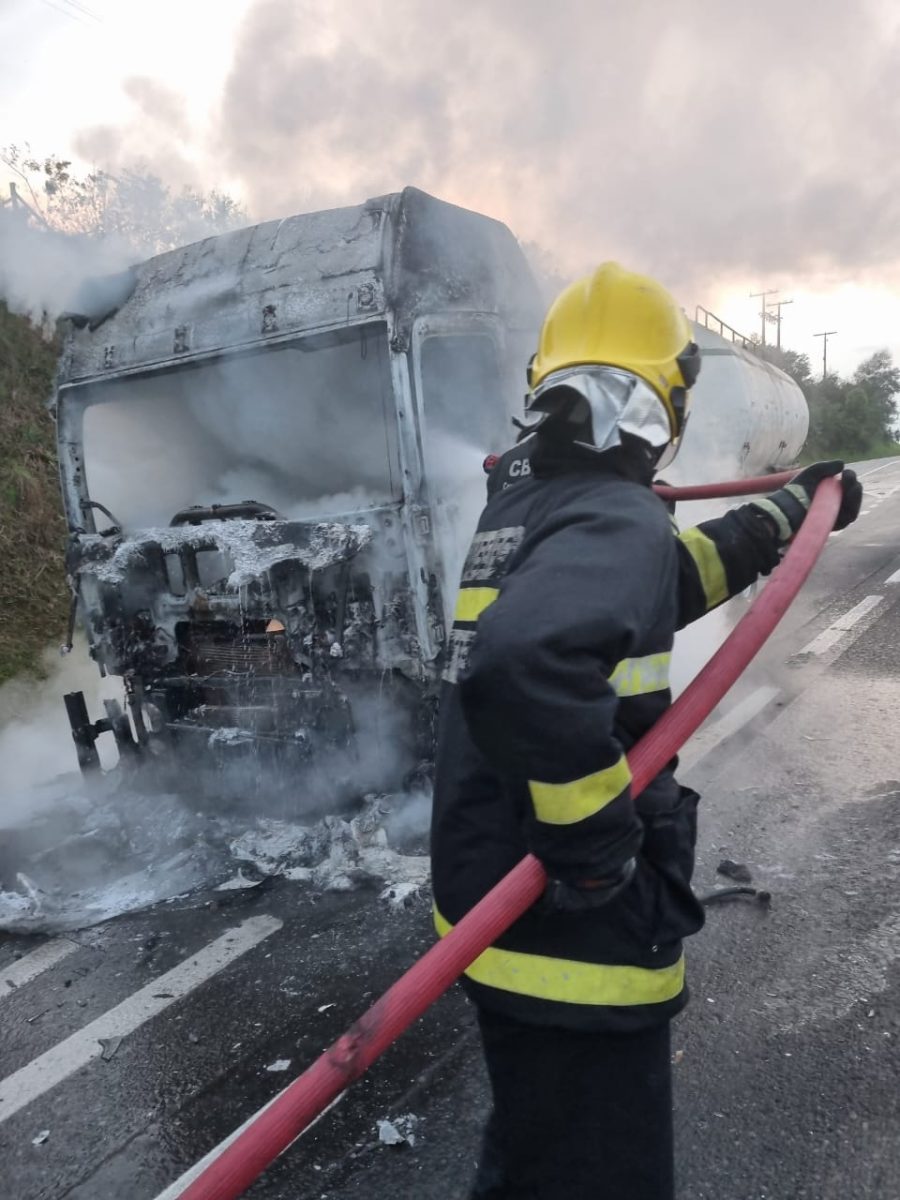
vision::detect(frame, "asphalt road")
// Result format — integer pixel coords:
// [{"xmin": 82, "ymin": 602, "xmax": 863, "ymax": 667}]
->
[{"xmin": 3, "ymin": 457, "xmax": 900, "ymax": 1200}]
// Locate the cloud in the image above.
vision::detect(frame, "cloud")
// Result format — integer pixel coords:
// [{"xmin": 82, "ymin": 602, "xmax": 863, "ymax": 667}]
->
[{"xmin": 214, "ymin": 0, "xmax": 900, "ymax": 296}]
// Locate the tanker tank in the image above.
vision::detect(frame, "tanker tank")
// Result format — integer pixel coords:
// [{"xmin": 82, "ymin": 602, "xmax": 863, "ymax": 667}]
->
[{"xmin": 667, "ymin": 322, "xmax": 810, "ymax": 484}]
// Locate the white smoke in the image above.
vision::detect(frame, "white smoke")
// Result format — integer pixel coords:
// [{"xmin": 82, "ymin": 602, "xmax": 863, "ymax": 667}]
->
[
  {"xmin": 0, "ymin": 205, "xmax": 136, "ymax": 325},
  {"xmin": 0, "ymin": 641, "xmax": 125, "ymax": 826}
]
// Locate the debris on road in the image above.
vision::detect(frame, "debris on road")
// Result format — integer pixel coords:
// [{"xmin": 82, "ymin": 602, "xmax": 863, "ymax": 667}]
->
[
  {"xmin": 379, "ymin": 880, "xmax": 424, "ymax": 909},
  {"xmin": 230, "ymin": 796, "xmax": 430, "ymax": 899},
  {"xmin": 377, "ymin": 1113, "xmax": 419, "ymax": 1147},
  {"xmin": 31, "ymin": 1130, "xmax": 50, "ymax": 1147},
  {"xmin": 215, "ymin": 869, "xmax": 265, "ymax": 892},
  {"xmin": 699, "ymin": 886, "xmax": 772, "ymax": 907},
  {"xmin": 266, "ymin": 1058, "xmax": 292, "ymax": 1073},
  {"xmin": 717, "ymin": 859, "xmax": 753, "ymax": 884},
  {"xmin": 98, "ymin": 1036, "xmax": 122, "ymax": 1061}
]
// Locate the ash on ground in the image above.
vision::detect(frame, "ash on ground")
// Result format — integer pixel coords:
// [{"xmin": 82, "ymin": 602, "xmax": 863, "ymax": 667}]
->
[
  {"xmin": 0, "ymin": 784, "xmax": 431, "ymax": 934},
  {"xmin": 227, "ymin": 794, "xmax": 430, "ymax": 900}
]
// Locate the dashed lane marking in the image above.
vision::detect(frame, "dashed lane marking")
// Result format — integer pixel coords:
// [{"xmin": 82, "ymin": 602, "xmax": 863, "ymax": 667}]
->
[
  {"xmin": 152, "ymin": 1090, "xmax": 346, "ymax": 1200},
  {"xmin": 153, "ymin": 1088, "xmax": 287, "ymax": 1200},
  {"xmin": 797, "ymin": 594, "xmax": 884, "ymax": 657},
  {"xmin": 886, "ymin": 568, "xmax": 900, "ymax": 584},
  {"xmin": 0, "ymin": 914, "xmax": 282, "ymax": 1126},
  {"xmin": 680, "ymin": 685, "xmax": 781, "ymax": 773},
  {"xmin": 0, "ymin": 939, "xmax": 79, "ymax": 1000}
]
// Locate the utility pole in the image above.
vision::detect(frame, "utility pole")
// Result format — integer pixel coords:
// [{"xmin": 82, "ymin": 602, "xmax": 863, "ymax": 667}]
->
[
  {"xmin": 750, "ymin": 288, "xmax": 779, "ymax": 347},
  {"xmin": 814, "ymin": 330, "xmax": 837, "ymax": 380},
  {"xmin": 766, "ymin": 297, "xmax": 793, "ymax": 351}
]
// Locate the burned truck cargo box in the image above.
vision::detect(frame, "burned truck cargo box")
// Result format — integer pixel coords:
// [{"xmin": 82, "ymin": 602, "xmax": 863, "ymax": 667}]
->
[{"xmin": 53, "ymin": 187, "xmax": 544, "ymax": 800}]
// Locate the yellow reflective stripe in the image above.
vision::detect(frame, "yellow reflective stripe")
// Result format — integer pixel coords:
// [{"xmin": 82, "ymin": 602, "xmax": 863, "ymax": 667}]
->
[
  {"xmin": 434, "ymin": 907, "xmax": 685, "ymax": 1007},
  {"xmin": 454, "ymin": 586, "xmax": 499, "ymax": 623},
  {"xmin": 608, "ymin": 652, "xmax": 671, "ymax": 698},
  {"xmin": 529, "ymin": 756, "xmax": 631, "ymax": 826},
  {"xmin": 679, "ymin": 527, "xmax": 728, "ymax": 609}
]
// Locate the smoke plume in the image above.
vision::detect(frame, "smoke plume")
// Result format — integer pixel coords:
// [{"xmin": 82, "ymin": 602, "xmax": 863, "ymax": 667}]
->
[
  {"xmin": 215, "ymin": 0, "xmax": 900, "ymax": 294},
  {"xmin": 0, "ymin": 205, "xmax": 136, "ymax": 325}
]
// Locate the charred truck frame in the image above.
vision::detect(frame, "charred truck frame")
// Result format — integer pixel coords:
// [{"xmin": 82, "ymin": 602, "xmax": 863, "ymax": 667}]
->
[{"xmin": 55, "ymin": 188, "xmax": 543, "ymax": 796}]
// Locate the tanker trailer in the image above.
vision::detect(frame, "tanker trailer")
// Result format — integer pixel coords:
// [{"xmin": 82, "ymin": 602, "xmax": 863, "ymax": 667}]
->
[{"xmin": 665, "ymin": 318, "xmax": 809, "ymax": 486}]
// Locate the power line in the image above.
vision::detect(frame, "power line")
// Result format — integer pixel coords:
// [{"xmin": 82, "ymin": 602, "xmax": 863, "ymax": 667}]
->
[
  {"xmin": 38, "ymin": 0, "xmax": 90, "ymax": 25},
  {"xmin": 59, "ymin": 0, "xmax": 103, "ymax": 22}
]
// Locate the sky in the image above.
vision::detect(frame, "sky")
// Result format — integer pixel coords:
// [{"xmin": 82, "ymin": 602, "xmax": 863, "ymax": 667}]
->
[{"xmin": 3, "ymin": 0, "xmax": 900, "ymax": 376}]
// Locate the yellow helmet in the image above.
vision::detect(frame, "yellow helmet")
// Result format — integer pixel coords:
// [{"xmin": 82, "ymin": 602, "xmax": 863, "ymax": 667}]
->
[{"xmin": 527, "ymin": 262, "xmax": 700, "ymax": 457}]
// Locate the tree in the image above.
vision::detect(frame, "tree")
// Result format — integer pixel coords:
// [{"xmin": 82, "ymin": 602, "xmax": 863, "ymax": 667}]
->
[
  {"xmin": 1, "ymin": 144, "xmax": 246, "ymax": 255},
  {"xmin": 759, "ymin": 345, "xmax": 813, "ymax": 388},
  {"xmin": 803, "ymin": 356, "xmax": 900, "ymax": 459},
  {"xmin": 852, "ymin": 349, "xmax": 900, "ymax": 438}
]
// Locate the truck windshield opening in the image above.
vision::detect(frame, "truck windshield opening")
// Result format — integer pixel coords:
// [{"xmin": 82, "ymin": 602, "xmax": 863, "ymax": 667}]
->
[{"xmin": 71, "ymin": 325, "xmax": 399, "ymax": 531}]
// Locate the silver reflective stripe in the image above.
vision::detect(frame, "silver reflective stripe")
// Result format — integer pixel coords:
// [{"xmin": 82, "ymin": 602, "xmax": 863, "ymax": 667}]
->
[
  {"xmin": 608, "ymin": 652, "xmax": 671, "ymax": 698},
  {"xmin": 443, "ymin": 628, "xmax": 476, "ymax": 684},
  {"xmin": 752, "ymin": 497, "xmax": 794, "ymax": 544},
  {"xmin": 784, "ymin": 483, "xmax": 811, "ymax": 510},
  {"xmin": 461, "ymin": 527, "xmax": 525, "ymax": 584}
]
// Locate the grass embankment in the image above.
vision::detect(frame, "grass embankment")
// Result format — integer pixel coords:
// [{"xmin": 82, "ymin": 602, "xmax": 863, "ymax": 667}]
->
[{"xmin": 0, "ymin": 303, "xmax": 69, "ymax": 683}]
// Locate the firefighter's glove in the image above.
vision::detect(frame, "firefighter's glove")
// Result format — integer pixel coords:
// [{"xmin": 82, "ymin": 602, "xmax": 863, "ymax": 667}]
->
[
  {"xmin": 750, "ymin": 461, "xmax": 862, "ymax": 543},
  {"xmin": 541, "ymin": 857, "xmax": 637, "ymax": 914}
]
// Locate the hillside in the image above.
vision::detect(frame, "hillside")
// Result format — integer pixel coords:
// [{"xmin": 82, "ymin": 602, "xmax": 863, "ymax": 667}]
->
[{"xmin": 0, "ymin": 303, "xmax": 69, "ymax": 683}]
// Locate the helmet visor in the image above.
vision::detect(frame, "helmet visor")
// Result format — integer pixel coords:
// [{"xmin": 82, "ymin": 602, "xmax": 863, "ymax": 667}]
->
[{"xmin": 529, "ymin": 366, "xmax": 673, "ymax": 454}]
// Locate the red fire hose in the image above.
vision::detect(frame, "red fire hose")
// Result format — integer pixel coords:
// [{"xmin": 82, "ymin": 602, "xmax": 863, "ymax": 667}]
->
[
  {"xmin": 653, "ymin": 470, "xmax": 794, "ymax": 502},
  {"xmin": 178, "ymin": 477, "xmax": 841, "ymax": 1200}
]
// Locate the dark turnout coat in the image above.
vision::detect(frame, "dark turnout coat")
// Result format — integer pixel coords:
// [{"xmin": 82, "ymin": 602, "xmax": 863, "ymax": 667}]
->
[{"xmin": 431, "ymin": 448, "xmax": 781, "ymax": 1032}]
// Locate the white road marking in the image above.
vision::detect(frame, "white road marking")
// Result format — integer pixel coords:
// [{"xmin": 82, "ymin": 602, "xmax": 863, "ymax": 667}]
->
[
  {"xmin": 680, "ymin": 685, "xmax": 781, "ymax": 772},
  {"xmin": 858, "ymin": 459, "xmax": 900, "ymax": 478},
  {"xmin": 153, "ymin": 1086, "xmax": 287, "ymax": 1200},
  {"xmin": 886, "ymin": 568, "xmax": 900, "ymax": 584},
  {"xmin": 0, "ymin": 939, "xmax": 79, "ymax": 999},
  {"xmin": 152, "ymin": 1089, "xmax": 345, "ymax": 1200},
  {"xmin": 0, "ymin": 915, "xmax": 282, "ymax": 1125},
  {"xmin": 798, "ymin": 594, "xmax": 884, "ymax": 657}
]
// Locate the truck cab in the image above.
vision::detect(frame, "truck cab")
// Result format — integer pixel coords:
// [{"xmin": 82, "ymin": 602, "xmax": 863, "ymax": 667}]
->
[{"xmin": 54, "ymin": 188, "xmax": 543, "ymax": 800}]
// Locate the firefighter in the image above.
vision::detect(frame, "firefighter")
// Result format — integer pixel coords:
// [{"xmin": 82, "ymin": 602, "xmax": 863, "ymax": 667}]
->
[{"xmin": 431, "ymin": 263, "xmax": 861, "ymax": 1200}]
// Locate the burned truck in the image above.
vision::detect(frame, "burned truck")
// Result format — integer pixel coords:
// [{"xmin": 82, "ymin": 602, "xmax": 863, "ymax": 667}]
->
[{"xmin": 55, "ymin": 187, "xmax": 543, "ymax": 799}]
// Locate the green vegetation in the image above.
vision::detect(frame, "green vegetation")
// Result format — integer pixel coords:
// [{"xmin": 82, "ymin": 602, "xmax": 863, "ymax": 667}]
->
[
  {"xmin": 0, "ymin": 145, "xmax": 247, "ymax": 685},
  {"xmin": 0, "ymin": 303, "xmax": 69, "ymax": 683},
  {"xmin": 2, "ymin": 145, "xmax": 246, "ymax": 256},
  {"xmin": 761, "ymin": 345, "xmax": 900, "ymax": 464}
]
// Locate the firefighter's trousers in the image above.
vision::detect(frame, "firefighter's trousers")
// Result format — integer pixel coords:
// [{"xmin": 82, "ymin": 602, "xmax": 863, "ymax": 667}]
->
[{"xmin": 470, "ymin": 1007, "xmax": 674, "ymax": 1200}]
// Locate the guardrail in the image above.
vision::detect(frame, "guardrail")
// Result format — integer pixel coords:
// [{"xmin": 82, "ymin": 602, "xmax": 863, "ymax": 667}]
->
[{"xmin": 695, "ymin": 305, "xmax": 756, "ymax": 350}]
